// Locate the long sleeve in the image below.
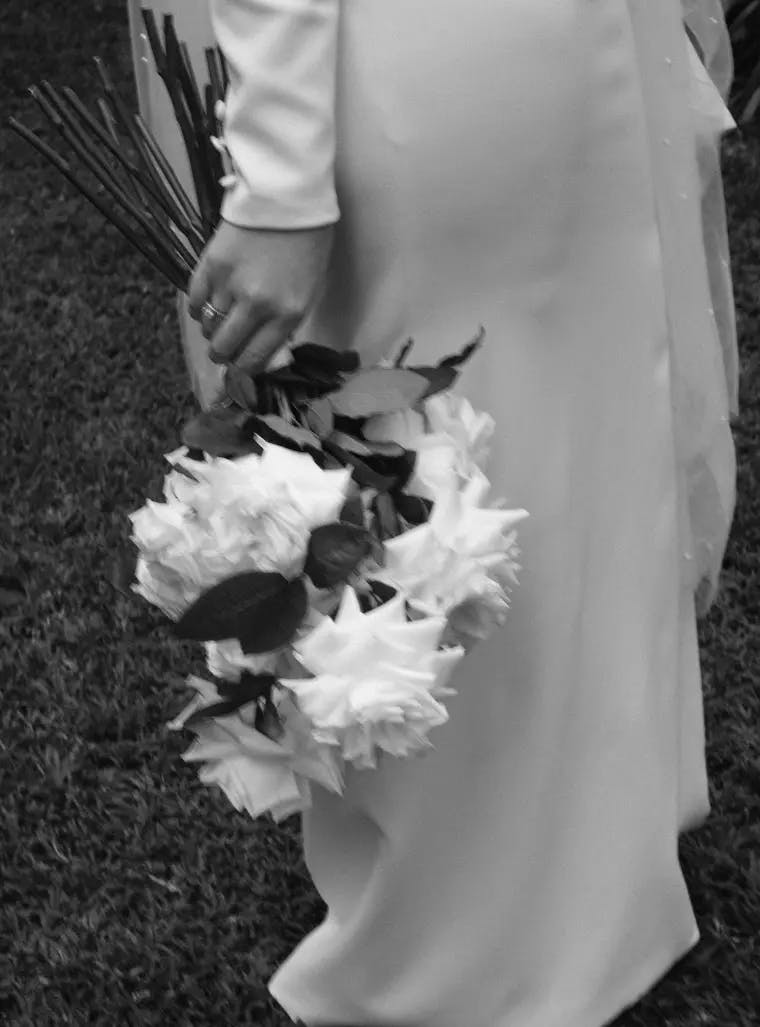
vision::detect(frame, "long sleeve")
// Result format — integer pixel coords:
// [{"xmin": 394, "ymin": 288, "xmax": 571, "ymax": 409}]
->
[{"xmin": 210, "ymin": 0, "xmax": 340, "ymax": 229}]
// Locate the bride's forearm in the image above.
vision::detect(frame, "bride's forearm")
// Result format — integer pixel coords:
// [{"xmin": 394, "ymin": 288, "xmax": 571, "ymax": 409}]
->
[{"xmin": 210, "ymin": 0, "xmax": 341, "ymax": 230}]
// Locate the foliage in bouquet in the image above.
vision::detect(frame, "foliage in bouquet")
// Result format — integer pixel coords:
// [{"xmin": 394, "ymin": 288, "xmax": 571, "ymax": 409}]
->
[{"xmin": 129, "ymin": 331, "xmax": 528, "ymax": 821}]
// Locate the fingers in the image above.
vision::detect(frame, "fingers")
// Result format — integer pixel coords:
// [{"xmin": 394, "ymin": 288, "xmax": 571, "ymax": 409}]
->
[
  {"xmin": 233, "ymin": 315, "xmax": 298, "ymax": 376},
  {"xmin": 207, "ymin": 302, "xmax": 271, "ymax": 364},
  {"xmin": 200, "ymin": 288, "xmax": 234, "ymax": 341},
  {"xmin": 187, "ymin": 258, "xmax": 212, "ymax": 320},
  {"xmin": 186, "ymin": 221, "xmax": 314, "ymax": 376}
]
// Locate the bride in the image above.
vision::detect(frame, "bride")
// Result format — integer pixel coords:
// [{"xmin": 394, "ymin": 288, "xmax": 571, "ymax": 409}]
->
[{"xmin": 128, "ymin": 2, "xmax": 739, "ymax": 1025}]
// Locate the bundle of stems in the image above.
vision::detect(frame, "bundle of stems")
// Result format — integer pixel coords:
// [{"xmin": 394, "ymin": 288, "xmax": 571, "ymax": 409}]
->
[{"xmin": 7, "ymin": 8, "xmax": 228, "ymax": 291}]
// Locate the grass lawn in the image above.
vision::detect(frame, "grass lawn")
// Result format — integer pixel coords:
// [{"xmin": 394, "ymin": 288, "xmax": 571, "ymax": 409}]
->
[{"xmin": 1, "ymin": 2, "xmax": 758, "ymax": 1025}]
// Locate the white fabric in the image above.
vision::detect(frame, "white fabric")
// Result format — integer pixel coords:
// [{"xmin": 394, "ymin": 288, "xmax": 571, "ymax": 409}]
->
[
  {"xmin": 680, "ymin": 0, "xmax": 740, "ymax": 613},
  {"xmin": 128, "ymin": 2, "xmax": 739, "ymax": 1025},
  {"xmin": 210, "ymin": 0, "xmax": 340, "ymax": 228}
]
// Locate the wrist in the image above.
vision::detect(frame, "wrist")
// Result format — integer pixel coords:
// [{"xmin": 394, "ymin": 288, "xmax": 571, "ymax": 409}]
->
[{"xmin": 219, "ymin": 179, "xmax": 340, "ymax": 232}]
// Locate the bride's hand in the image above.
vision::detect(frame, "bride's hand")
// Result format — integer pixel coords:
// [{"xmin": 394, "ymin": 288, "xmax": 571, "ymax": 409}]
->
[{"xmin": 188, "ymin": 220, "xmax": 335, "ymax": 375}]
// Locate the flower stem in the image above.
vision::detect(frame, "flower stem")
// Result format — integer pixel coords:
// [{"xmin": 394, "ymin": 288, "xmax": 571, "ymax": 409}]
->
[
  {"xmin": 29, "ymin": 84, "xmax": 196, "ymax": 280},
  {"xmin": 6, "ymin": 117, "xmax": 187, "ymax": 290},
  {"xmin": 63, "ymin": 85, "xmax": 204, "ymax": 251}
]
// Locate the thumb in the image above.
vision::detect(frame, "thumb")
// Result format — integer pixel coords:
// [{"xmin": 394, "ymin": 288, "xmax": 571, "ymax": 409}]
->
[{"xmin": 187, "ymin": 255, "xmax": 212, "ymax": 321}]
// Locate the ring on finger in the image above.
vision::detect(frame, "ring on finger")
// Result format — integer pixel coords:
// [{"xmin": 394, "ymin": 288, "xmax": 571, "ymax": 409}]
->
[{"xmin": 201, "ymin": 300, "xmax": 228, "ymax": 333}]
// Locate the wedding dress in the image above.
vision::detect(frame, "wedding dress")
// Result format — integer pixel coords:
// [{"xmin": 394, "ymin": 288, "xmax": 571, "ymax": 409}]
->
[{"xmin": 128, "ymin": 2, "xmax": 738, "ymax": 1025}]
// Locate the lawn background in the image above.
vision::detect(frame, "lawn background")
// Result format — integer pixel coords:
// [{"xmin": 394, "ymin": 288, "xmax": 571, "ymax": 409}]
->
[{"xmin": 1, "ymin": 2, "xmax": 758, "ymax": 1025}]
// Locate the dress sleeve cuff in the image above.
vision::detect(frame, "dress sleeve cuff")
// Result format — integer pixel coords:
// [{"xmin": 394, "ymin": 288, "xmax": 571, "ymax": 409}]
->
[{"xmin": 220, "ymin": 173, "xmax": 340, "ymax": 231}]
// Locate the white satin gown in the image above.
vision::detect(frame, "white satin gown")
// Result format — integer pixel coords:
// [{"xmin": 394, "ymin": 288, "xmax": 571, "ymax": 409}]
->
[{"xmin": 129, "ymin": 2, "xmax": 738, "ymax": 1025}]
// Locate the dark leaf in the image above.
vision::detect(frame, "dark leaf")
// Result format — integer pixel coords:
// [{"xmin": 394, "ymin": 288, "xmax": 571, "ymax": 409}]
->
[
  {"xmin": 253, "ymin": 379, "xmax": 278, "ymax": 415},
  {"xmin": 288, "ymin": 363, "xmax": 341, "ymax": 388},
  {"xmin": 373, "ymin": 492, "xmax": 401, "ymax": 540},
  {"xmin": 215, "ymin": 671, "xmax": 277, "ymax": 703},
  {"xmin": 265, "ymin": 366, "xmax": 338, "ymax": 396},
  {"xmin": 265, "ymin": 367, "xmax": 312, "ymax": 388},
  {"xmin": 174, "ymin": 572, "xmax": 308, "ymax": 653},
  {"xmin": 303, "ymin": 396, "xmax": 334, "ymax": 438},
  {"xmin": 255, "ymin": 696, "xmax": 285, "ymax": 742},
  {"xmin": 225, "ymin": 365, "xmax": 259, "ymax": 411},
  {"xmin": 393, "ymin": 491, "xmax": 433, "ymax": 525},
  {"xmin": 182, "ymin": 410, "xmax": 261, "ymax": 457},
  {"xmin": 171, "ymin": 462, "xmax": 200, "ymax": 483},
  {"xmin": 332, "ymin": 415, "xmax": 366, "ymax": 435},
  {"xmin": 361, "ymin": 449, "xmax": 417, "ymax": 492},
  {"xmin": 245, "ymin": 414, "xmax": 321, "ymax": 454},
  {"xmin": 328, "ymin": 368, "xmax": 428, "ymax": 419},
  {"xmin": 184, "ymin": 673, "xmax": 276, "ymax": 728},
  {"xmin": 367, "ymin": 579, "xmax": 398, "ymax": 605},
  {"xmin": 323, "ymin": 439, "xmax": 397, "ymax": 491},
  {"xmin": 437, "ymin": 325, "xmax": 486, "ymax": 369},
  {"xmin": 304, "ymin": 522, "xmax": 375, "ymax": 588},
  {"xmin": 322, "ymin": 451, "xmax": 346, "ymax": 471},
  {"xmin": 339, "ymin": 492, "xmax": 366, "ymax": 528},
  {"xmin": 362, "ymin": 439, "xmax": 408, "ymax": 457},
  {"xmin": 369, "ymin": 533, "xmax": 386, "ymax": 568},
  {"xmin": 184, "ymin": 697, "xmax": 248, "ymax": 728},
  {"xmin": 292, "ymin": 343, "xmax": 360, "ymax": 374},
  {"xmin": 409, "ymin": 363, "xmax": 458, "ymax": 399},
  {"xmin": 330, "ymin": 431, "xmax": 405, "ymax": 459},
  {"xmin": 357, "ymin": 576, "xmax": 396, "ymax": 614}
]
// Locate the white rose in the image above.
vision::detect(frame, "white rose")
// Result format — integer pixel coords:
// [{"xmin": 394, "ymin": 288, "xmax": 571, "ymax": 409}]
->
[
  {"xmin": 281, "ymin": 588, "xmax": 464, "ymax": 769},
  {"xmin": 364, "ymin": 393, "xmax": 495, "ymax": 500},
  {"xmin": 443, "ymin": 578, "xmax": 511, "ymax": 651},
  {"xmin": 130, "ymin": 443, "xmax": 351, "ymax": 621},
  {"xmin": 168, "ymin": 675, "xmax": 344, "ymax": 822},
  {"xmin": 405, "ymin": 434, "xmax": 461, "ymax": 501},
  {"xmin": 133, "ymin": 556, "xmax": 200, "ymax": 621},
  {"xmin": 202, "ymin": 503, "xmax": 310, "ymax": 579},
  {"xmin": 129, "ymin": 499, "xmax": 195, "ymax": 557},
  {"xmin": 375, "ymin": 471, "xmax": 528, "ymax": 636},
  {"xmin": 164, "ymin": 445, "xmax": 349, "ymax": 531},
  {"xmin": 424, "ymin": 392, "xmax": 494, "ymax": 470},
  {"xmin": 257, "ymin": 444, "xmax": 351, "ymax": 529}
]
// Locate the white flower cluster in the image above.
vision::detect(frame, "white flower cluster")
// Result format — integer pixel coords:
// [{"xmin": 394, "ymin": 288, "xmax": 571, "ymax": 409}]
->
[
  {"xmin": 129, "ymin": 443, "xmax": 350, "ymax": 620},
  {"xmin": 366, "ymin": 392, "xmax": 528, "ymax": 649},
  {"xmin": 133, "ymin": 389, "xmax": 526, "ymax": 822},
  {"xmin": 282, "ymin": 587, "xmax": 463, "ymax": 770}
]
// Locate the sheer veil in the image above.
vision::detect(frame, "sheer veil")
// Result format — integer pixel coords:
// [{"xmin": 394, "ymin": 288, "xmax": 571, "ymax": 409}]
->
[
  {"xmin": 671, "ymin": 0, "xmax": 739, "ymax": 613},
  {"xmin": 682, "ymin": 0, "xmax": 739, "ymax": 613},
  {"xmin": 629, "ymin": 0, "xmax": 738, "ymax": 616},
  {"xmin": 682, "ymin": 0, "xmax": 739, "ymax": 415}
]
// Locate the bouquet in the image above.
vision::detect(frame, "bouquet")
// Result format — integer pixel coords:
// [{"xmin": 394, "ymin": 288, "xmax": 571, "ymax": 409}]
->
[
  {"xmin": 10, "ymin": 11, "xmax": 528, "ymax": 822},
  {"xmin": 131, "ymin": 336, "xmax": 528, "ymax": 821}
]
